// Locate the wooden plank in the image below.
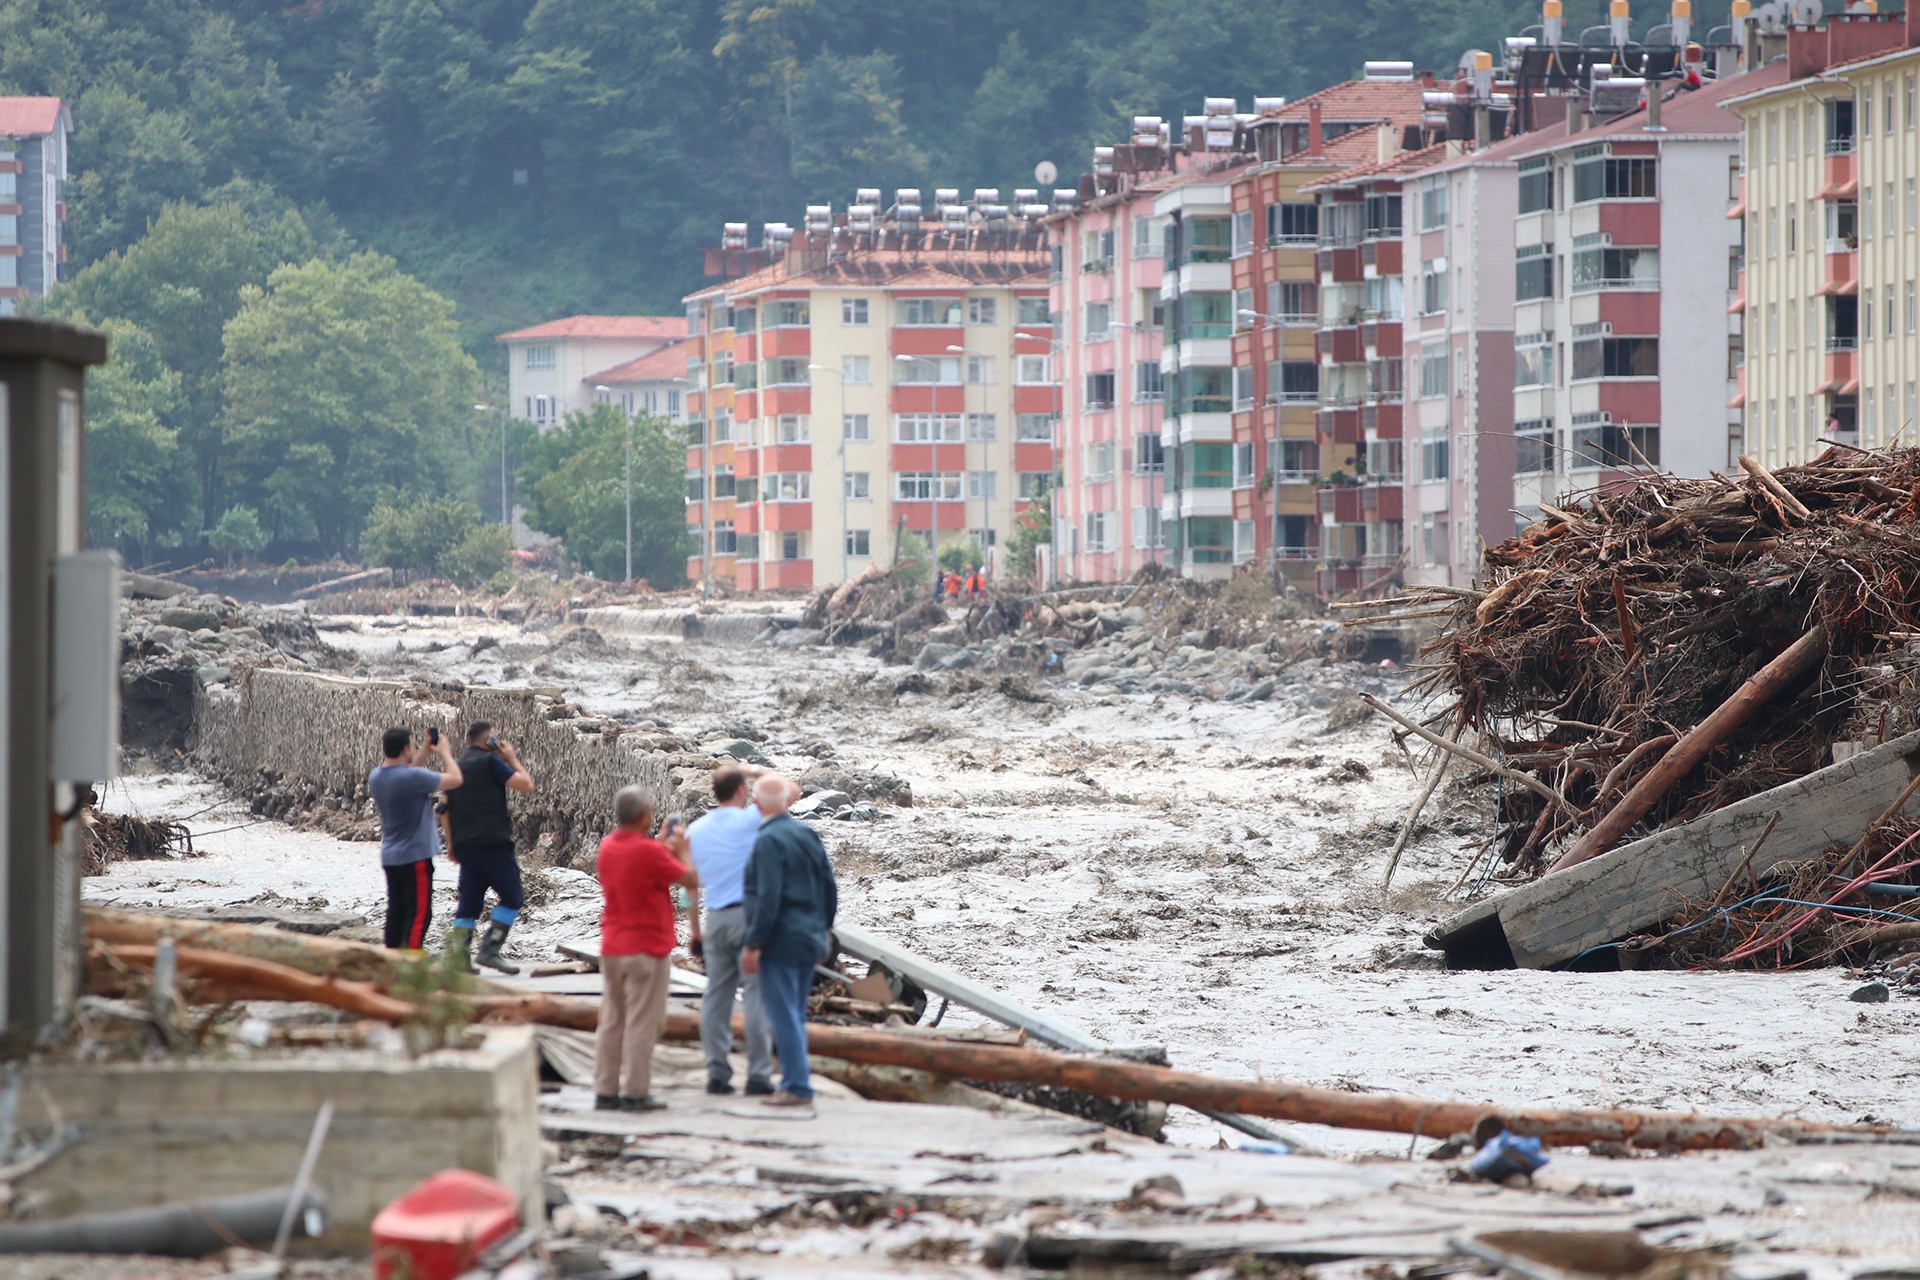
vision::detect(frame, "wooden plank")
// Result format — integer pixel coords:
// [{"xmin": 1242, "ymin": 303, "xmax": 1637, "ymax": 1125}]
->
[{"xmin": 1495, "ymin": 730, "xmax": 1920, "ymax": 968}]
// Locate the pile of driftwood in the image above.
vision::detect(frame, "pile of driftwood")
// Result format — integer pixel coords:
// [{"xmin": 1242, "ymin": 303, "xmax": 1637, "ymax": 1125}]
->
[
  {"xmin": 1359, "ymin": 450, "xmax": 1920, "ymax": 894},
  {"xmin": 82, "ymin": 812, "xmax": 195, "ymax": 877}
]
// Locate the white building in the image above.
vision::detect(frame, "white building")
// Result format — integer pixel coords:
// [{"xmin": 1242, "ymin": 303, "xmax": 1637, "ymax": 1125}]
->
[
  {"xmin": 0, "ymin": 97, "xmax": 71, "ymax": 315},
  {"xmin": 588, "ymin": 341, "xmax": 691, "ymax": 425},
  {"xmin": 496, "ymin": 315, "xmax": 685, "ymax": 430}
]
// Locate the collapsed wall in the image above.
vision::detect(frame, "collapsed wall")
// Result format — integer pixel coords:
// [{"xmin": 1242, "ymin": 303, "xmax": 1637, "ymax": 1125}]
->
[{"xmin": 192, "ymin": 668, "xmax": 673, "ymax": 866}]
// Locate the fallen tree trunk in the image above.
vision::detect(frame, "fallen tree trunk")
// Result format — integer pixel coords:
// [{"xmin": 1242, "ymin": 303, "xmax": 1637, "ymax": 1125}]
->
[
  {"xmin": 94, "ymin": 943, "xmax": 1878, "ymax": 1152},
  {"xmin": 291, "ymin": 566, "xmax": 393, "ymax": 599},
  {"xmin": 84, "ymin": 906, "xmax": 399, "ymax": 984},
  {"xmin": 1550, "ymin": 623, "xmax": 1830, "ymax": 873}
]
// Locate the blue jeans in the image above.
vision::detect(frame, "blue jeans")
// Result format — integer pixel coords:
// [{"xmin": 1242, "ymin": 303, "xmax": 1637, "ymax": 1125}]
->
[{"xmin": 757, "ymin": 959, "xmax": 813, "ymax": 1099}]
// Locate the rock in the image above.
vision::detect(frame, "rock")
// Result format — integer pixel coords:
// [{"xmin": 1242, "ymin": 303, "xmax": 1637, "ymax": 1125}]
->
[
  {"xmin": 1850, "ymin": 982, "xmax": 1892, "ymax": 1003},
  {"xmin": 159, "ymin": 606, "xmax": 221, "ymax": 633},
  {"xmin": 926, "ymin": 622, "xmax": 966, "ymax": 645},
  {"xmin": 223, "ymin": 625, "xmax": 264, "ymax": 644},
  {"xmin": 1246, "ymin": 678, "xmax": 1277, "ymax": 702},
  {"xmin": 791, "ymin": 789, "xmax": 853, "ymax": 818},
  {"xmin": 1078, "ymin": 666, "xmax": 1118, "ymax": 687},
  {"xmin": 722, "ymin": 720, "xmax": 766, "ymax": 742},
  {"xmin": 914, "ymin": 642, "xmax": 960, "ymax": 671},
  {"xmin": 194, "ymin": 665, "xmax": 234, "ymax": 686},
  {"xmin": 937, "ymin": 648, "xmax": 975, "ymax": 671},
  {"xmin": 770, "ymin": 627, "xmax": 824, "ymax": 647},
  {"xmin": 1383, "ymin": 949, "xmax": 1447, "ymax": 971},
  {"xmin": 146, "ymin": 625, "xmax": 187, "ymax": 648},
  {"xmin": 722, "ymin": 739, "xmax": 770, "ymax": 765},
  {"xmin": 1180, "ymin": 629, "xmax": 1211, "ymax": 649}
]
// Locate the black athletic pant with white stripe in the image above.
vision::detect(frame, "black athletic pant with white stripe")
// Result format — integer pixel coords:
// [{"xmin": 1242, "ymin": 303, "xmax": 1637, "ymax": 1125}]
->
[{"xmin": 383, "ymin": 858, "xmax": 434, "ymax": 949}]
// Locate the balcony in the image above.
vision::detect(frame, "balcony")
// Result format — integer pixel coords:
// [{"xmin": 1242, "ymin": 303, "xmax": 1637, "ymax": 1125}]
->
[
  {"xmin": 1317, "ymin": 406, "xmax": 1363, "ymax": 445},
  {"xmin": 1826, "ymin": 335, "xmax": 1859, "ymax": 353},
  {"xmin": 1361, "ymin": 239, "xmax": 1402, "ymax": 276},
  {"xmin": 1316, "ymin": 328, "xmax": 1365, "ymax": 364},
  {"xmin": 1824, "ymin": 135, "xmax": 1855, "ymax": 156}
]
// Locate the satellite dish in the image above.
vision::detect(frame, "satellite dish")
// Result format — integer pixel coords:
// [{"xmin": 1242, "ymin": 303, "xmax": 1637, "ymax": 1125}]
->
[{"xmin": 1034, "ymin": 160, "xmax": 1058, "ymax": 186}]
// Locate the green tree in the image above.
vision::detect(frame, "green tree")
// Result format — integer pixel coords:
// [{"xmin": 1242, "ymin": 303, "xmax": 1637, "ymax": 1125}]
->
[
  {"xmin": 205, "ymin": 504, "xmax": 269, "ymax": 567},
  {"xmin": 81, "ymin": 318, "xmax": 190, "ymax": 555},
  {"xmin": 220, "ymin": 252, "xmax": 481, "ymax": 555},
  {"xmin": 1005, "ymin": 479, "xmax": 1051, "ymax": 581},
  {"xmin": 445, "ymin": 522, "xmax": 513, "ymax": 587},
  {"xmin": 519, "ymin": 405, "xmax": 687, "ymax": 587},
  {"xmin": 360, "ymin": 494, "xmax": 506, "ymax": 583}
]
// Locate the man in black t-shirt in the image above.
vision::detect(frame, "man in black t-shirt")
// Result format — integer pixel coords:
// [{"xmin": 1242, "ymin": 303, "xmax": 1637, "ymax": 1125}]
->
[{"xmin": 442, "ymin": 720, "xmax": 535, "ymax": 974}]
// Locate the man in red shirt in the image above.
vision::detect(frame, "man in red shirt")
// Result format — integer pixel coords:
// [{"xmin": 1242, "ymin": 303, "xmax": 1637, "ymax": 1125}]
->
[{"xmin": 593, "ymin": 786, "xmax": 698, "ymax": 1111}]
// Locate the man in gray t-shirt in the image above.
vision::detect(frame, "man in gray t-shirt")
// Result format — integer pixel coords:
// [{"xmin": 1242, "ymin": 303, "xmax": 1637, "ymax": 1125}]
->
[{"xmin": 369, "ymin": 726, "xmax": 463, "ymax": 950}]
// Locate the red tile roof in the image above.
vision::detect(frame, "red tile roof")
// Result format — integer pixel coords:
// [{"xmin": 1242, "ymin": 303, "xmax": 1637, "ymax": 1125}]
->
[
  {"xmin": 1304, "ymin": 140, "xmax": 1453, "ymax": 192},
  {"xmin": 0, "ymin": 97, "xmax": 65, "ymax": 137},
  {"xmin": 1263, "ymin": 79, "xmax": 1429, "ymax": 123},
  {"xmin": 495, "ymin": 315, "xmax": 685, "ymax": 343},
  {"xmin": 589, "ymin": 341, "xmax": 692, "ymax": 383}
]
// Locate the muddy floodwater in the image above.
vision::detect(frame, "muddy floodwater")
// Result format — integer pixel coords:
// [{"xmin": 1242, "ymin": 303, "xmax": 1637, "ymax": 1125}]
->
[{"xmin": 91, "ymin": 609, "xmax": 1920, "ymax": 1153}]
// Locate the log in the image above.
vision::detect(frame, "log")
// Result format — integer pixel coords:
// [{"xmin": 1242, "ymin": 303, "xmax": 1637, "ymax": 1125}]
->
[
  {"xmin": 291, "ymin": 566, "xmax": 393, "ymax": 600},
  {"xmin": 1550, "ymin": 623, "xmax": 1829, "ymax": 873},
  {"xmin": 1739, "ymin": 455, "xmax": 1813, "ymax": 521},
  {"xmin": 1359, "ymin": 694, "xmax": 1575, "ymax": 816},
  {"xmin": 84, "ymin": 906, "xmax": 399, "ymax": 984},
  {"xmin": 94, "ymin": 944, "xmax": 1880, "ymax": 1152}
]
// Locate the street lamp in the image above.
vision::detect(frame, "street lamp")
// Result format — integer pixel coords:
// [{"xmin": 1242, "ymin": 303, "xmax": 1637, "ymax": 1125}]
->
[
  {"xmin": 595, "ymin": 384, "xmax": 630, "ymax": 584},
  {"xmin": 1238, "ymin": 310, "xmax": 1288, "ymax": 579},
  {"xmin": 807, "ymin": 363, "xmax": 850, "ymax": 586},
  {"xmin": 945, "ymin": 344, "xmax": 992, "ymax": 564},
  {"xmin": 475, "ymin": 402, "xmax": 507, "ymax": 529}
]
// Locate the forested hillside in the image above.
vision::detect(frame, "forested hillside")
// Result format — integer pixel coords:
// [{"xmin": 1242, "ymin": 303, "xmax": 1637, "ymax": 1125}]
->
[{"xmin": 1, "ymin": 0, "xmax": 1737, "ymax": 344}]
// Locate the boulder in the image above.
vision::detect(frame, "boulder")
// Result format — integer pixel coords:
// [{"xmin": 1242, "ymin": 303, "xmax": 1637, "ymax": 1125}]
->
[
  {"xmin": 791, "ymin": 789, "xmax": 853, "ymax": 818},
  {"xmin": 123, "ymin": 573, "xmax": 191, "ymax": 601},
  {"xmin": 159, "ymin": 606, "xmax": 221, "ymax": 633},
  {"xmin": 937, "ymin": 648, "xmax": 976, "ymax": 672},
  {"xmin": 914, "ymin": 642, "xmax": 960, "ymax": 671},
  {"xmin": 925, "ymin": 622, "xmax": 967, "ymax": 645}
]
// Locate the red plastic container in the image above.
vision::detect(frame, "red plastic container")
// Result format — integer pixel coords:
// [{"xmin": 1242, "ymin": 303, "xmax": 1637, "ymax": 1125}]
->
[{"xmin": 371, "ymin": 1170, "xmax": 520, "ymax": 1280}]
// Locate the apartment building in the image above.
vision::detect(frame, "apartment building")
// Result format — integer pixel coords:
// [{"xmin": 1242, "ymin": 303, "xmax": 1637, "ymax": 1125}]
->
[
  {"xmin": 1729, "ymin": 11, "xmax": 1920, "ymax": 465},
  {"xmin": 683, "ymin": 209, "xmax": 1055, "ymax": 592},
  {"xmin": 496, "ymin": 314, "xmax": 685, "ymax": 429},
  {"xmin": 1045, "ymin": 79, "xmax": 1431, "ymax": 585},
  {"xmin": 0, "ymin": 97, "xmax": 70, "ymax": 314}
]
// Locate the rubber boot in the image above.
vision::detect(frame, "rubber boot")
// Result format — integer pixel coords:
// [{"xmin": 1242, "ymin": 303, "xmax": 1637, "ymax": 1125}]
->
[
  {"xmin": 475, "ymin": 919, "xmax": 520, "ymax": 975},
  {"xmin": 444, "ymin": 925, "xmax": 476, "ymax": 975}
]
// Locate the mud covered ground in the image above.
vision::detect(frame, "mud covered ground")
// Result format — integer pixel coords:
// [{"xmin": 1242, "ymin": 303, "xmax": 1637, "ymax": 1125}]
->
[{"xmin": 89, "ymin": 607, "xmax": 1920, "ymax": 1155}]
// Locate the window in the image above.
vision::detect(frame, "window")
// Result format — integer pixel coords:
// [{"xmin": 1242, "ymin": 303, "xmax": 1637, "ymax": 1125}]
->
[
  {"xmin": 965, "ymin": 355, "xmax": 996, "ymax": 384},
  {"xmin": 1907, "ymin": 179, "xmax": 1916, "ymax": 231},
  {"xmin": 1016, "ymin": 413, "xmax": 1054, "ymax": 442},
  {"xmin": 1085, "ymin": 301, "xmax": 1112, "ymax": 340},
  {"xmin": 1362, "ymin": 193, "xmax": 1401, "ymax": 239},
  {"xmin": 765, "ymin": 357, "xmax": 808, "ymax": 386},
  {"xmin": 1572, "ymin": 243, "xmax": 1659, "ymax": 291},
  {"xmin": 1907, "ymin": 74, "xmax": 1916, "ymax": 129},
  {"xmin": 528, "ymin": 394, "xmax": 555, "ymax": 424},
  {"xmin": 967, "ymin": 296, "xmax": 997, "ymax": 325},
  {"xmin": 1516, "ymin": 244, "xmax": 1555, "ymax": 300},
  {"xmin": 1190, "ymin": 442, "xmax": 1234, "ymax": 488},
  {"xmin": 1269, "ymin": 281, "xmax": 1317, "ymax": 324},
  {"xmin": 894, "ymin": 413, "xmax": 963, "ymax": 442},
  {"xmin": 1515, "ymin": 420, "xmax": 1554, "ymax": 474},
  {"xmin": 1135, "ymin": 360, "xmax": 1165, "ymax": 402},
  {"xmin": 1085, "ymin": 442, "xmax": 1117, "ymax": 481},
  {"xmin": 1515, "ymin": 337, "xmax": 1554, "ymax": 388},
  {"xmin": 1186, "ymin": 516, "xmax": 1233, "ymax": 563},
  {"xmin": 1084, "ymin": 371, "xmax": 1116, "ymax": 409},
  {"xmin": 1827, "ymin": 98, "xmax": 1855, "ymax": 153},
  {"xmin": 1233, "ymin": 365, "xmax": 1255, "ymax": 410},
  {"xmin": 1865, "ymin": 287, "xmax": 1875, "ymax": 342},
  {"xmin": 687, "ymin": 418, "xmax": 707, "ymax": 445},
  {"xmin": 712, "ymin": 521, "xmax": 736, "ymax": 555},
  {"xmin": 1421, "ymin": 259, "xmax": 1448, "ymax": 314},
  {"xmin": 1573, "ymin": 151, "xmax": 1657, "ymax": 202},
  {"xmin": 733, "ymin": 305, "xmax": 757, "ymax": 333},
  {"xmin": 845, "ymin": 529, "xmax": 870, "ymax": 557},
  {"xmin": 776, "ymin": 414, "xmax": 810, "ymax": 443},
  {"xmin": 1084, "ymin": 511, "xmax": 1114, "ymax": 552},
  {"xmin": 1863, "ymin": 90, "xmax": 1874, "ymax": 139},
  {"xmin": 1266, "ymin": 201, "xmax": 1318, "ymax": 245},
  {"xmin": 1016, "ymin": 354, "xmax": 1052, "ymax": 384},
  {"xmin": 735, "ymin": 476, "xmax": 758, "ymax": 505},
  {"xmin": 1232, "ymin": 442, "xmax": 1256, "ymax": 489},
  {"xmin": 1132, "ymin": 506, "xmax": 1165, "ymax": 550},
  {"xmin": 767, "ymin": 472, "xmax": 812, "ymax": 501},
  {"xmin": 845, "ymin": 472, "xmax": 871, "ymax": 499},
  {"xmin": 1132, "ymin": 216, "xmax": 1165, "ymax": 259},
  {"xmin": 769, "ymin": 300, "xmax": 810, "ymax": 327},
  {"xmin": 1018, "ymin": 471, "xmax": 1052, "ymax": 499},
  {"xmin": 897, "ymin": 355, "xmax": 961, "ymax": 383},
  {"xmin": 842, "ymin": 355, "xmax": 871, "ymax": 384},
  {"xmin": 1367, "ymin": 440, "xmax": 1403, "ymax": 481},
  {"xmin": 780, "ymin": 531, "xmax": 806, "ymax": 561},
  {"xmin": 712, "ymin": 465, "xmax": 735, "ymax": 498},
  {"xmin": 1518, "ymin": 157, "xmax": 1553, "ymax": 213},
  {"xmin": 1231, "ymin": 209, "xmax": 1255, "ymax": 258},
  {"xmin": 1421, "ymin": 180, "xmax": 1448, "ymax": 230},
  {"xmin": 1134, "ymin": 433, "xmax": 1165, "ymax": 473},
  {"xmin": 901, "ymin": 297, "xmax": 963, "ymax": 325},
  {"xmin": 1082, "ymin": 228, "xmax": 1116, "ymax": 270},
  {"xmin": 1279, "ymin": 361, "xmax": 1319, "ymax": 402},
  {"xmin": 1017, "ymin": 296, "xmax": 1051, "ymax": 326},
  {"xmin": 1422, "ymin": 432, "xmax": 1450, "ymax": 481},
  {"xmin": 523, "ymin": 345, "xmax": 555, "ymax": 371},
  {"xmin": 686, "ymin": 470, "xmax": 705, "ymax": 502},
  {"xmin": 842, "ymin": 297, "xmax": 869, "ymax": 325},
  {"xmin": 1907, "ymin": 282, "xmax": 1916, "ymax": 335},
  {"xmin": 1571, "ymin": 421, "xmax": 1659, "ymax": 467},
  {"xmin": 895, "ymin": 472, "xmax": 963, "ymax": 501},
  {"xmin": 1420, "ymin": 350, "xmax": 1449, "ymax": 398},
  {"xmin": 966, "ymin": 413, "xmax": 997, "ymax": 441},
  {"xmin": 1572, "ymin": 336, "xmax": 1659, "ymax": 379},
  {"xmin": 1367, "ymin": 356, "xmax": 1402, "ymax": 400},
  {"xmin": 967, "ymin": 471, "xmax": 998, "ymax": 500},
  {"xmin": 736, "ymin": 533, "xmax": 759, "ymax": 560}
]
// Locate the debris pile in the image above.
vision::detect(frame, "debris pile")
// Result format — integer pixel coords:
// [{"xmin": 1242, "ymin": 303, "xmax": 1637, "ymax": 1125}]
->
[
  {"xmin": 1373, "ymin": 450, "xmax": 1920, "ymax": 890},
  {"xmin": 81, "ymin": 807, "xmax": 196, "ymax": 876}
]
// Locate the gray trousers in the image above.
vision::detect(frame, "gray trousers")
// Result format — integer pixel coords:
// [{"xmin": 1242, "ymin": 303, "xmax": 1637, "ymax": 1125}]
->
[{"xmin": 701, "ymin": 905, "xmax": 773, "ymax": 1086}]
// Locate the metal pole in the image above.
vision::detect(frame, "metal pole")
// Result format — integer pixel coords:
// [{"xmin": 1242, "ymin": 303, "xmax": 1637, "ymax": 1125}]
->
[
  {"xmin": 838, "ymin": 375, "xmax": 849, "ymax": 585},
  {"xmin": 624, "ymin": 412, "xmax": 632, "ymax": 584},
  {"xmin": 500, "ymin": 411, "xmax": 508, "ymax": 528}
]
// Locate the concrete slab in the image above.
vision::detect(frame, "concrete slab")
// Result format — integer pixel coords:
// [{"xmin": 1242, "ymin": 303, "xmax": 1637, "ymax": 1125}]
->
[{"xmin": 13, "ymin": 1026, "xmax": 543, "ymax": 1250}]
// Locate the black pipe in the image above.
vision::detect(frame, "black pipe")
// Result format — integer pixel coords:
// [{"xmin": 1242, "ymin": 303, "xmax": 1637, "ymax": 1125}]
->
[{"xmin": 0, "ymin": 1186, "xmax": 327, "ymax": 1256}]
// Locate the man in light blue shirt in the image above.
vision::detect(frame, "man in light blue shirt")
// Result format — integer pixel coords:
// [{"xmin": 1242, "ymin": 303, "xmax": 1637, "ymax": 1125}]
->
[{"xmin": 686, "ymin": 764, "xmax": 774, "ymax": 1095}]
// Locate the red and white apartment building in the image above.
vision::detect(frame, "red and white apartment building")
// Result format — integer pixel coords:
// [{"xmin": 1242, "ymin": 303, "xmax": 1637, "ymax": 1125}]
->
[{"xmin": 681, "ymin": 201, "xmax": 1056, "ymax": 591}]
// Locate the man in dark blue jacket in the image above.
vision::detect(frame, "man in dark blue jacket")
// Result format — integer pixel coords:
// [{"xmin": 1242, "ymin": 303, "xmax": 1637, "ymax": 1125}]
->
[{"xmin": 741, "ymin": 773, "xmax": 836, "ymax": 1114}]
